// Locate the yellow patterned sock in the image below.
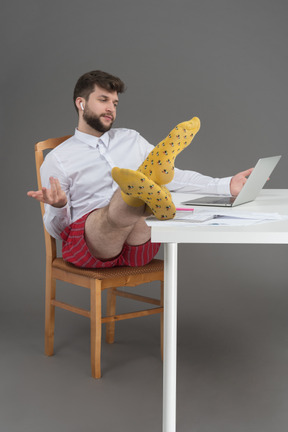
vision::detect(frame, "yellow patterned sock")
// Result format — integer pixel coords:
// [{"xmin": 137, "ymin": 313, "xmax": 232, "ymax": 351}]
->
[
  {"xmin": 138, "ymin": 117, "xmax": 200, "ymax": 185},
  {"xmin": 112, "ymin": 167, "xmax": 176, "ymax": 220}
]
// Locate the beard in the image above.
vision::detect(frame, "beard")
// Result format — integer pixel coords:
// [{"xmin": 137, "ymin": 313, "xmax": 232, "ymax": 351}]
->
[{"xmin": 83, "ymin": 108, "xmax": 114, "ymax": 133}]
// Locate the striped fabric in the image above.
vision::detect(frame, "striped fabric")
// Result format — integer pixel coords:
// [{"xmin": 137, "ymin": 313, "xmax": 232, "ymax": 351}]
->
[{"xmin": 60, "ymin": 212, "xmax": 161, "ymax": 269}]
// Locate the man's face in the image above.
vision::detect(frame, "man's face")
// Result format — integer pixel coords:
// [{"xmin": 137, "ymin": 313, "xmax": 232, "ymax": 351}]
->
[{"xmin": 82, "ymin": 85, "xmax": 119, "ymax": 133}]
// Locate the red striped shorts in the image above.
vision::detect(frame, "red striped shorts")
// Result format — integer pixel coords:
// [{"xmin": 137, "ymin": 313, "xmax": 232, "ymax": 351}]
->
[{"xmin": 60, "ymin": 212, "xmax": 161, "ymax": 269}]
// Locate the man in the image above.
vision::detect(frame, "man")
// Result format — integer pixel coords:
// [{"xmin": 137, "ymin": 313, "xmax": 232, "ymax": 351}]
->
[{"xmin": 28, "ymin": 70, "xmax": 252, "ymax": 269}]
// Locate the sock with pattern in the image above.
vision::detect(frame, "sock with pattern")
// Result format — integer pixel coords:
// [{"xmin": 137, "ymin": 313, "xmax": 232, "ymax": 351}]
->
[
  {"xmin": 112, "ymin": 167, "xmax": 176, "ymax": 220},
  {"xmin": 138, "ymin": 116, "xmax": 200, "ymax": 185}
]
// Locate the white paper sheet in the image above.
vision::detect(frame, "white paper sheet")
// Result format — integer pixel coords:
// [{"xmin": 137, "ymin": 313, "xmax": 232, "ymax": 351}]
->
[{"xmin": 146, "ymin": 209, "xmax": 288, "ymax": 227}]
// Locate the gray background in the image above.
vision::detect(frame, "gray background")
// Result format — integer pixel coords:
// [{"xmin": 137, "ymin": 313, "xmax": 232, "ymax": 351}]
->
[{"xmin": 1, "ymin": 0, "xmax": 288, "ymax": 431}]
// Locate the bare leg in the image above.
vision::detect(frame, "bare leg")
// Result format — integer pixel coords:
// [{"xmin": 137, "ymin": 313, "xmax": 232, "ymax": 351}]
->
[{"xmin": 85, "ymin": 189, "xmax": 151, "ymax": 260}]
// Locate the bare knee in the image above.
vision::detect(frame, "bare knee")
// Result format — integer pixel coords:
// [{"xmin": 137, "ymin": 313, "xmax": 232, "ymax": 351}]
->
[{"xmin": 126, "ymin": 218, "xmax": 151, "ymax": 246}]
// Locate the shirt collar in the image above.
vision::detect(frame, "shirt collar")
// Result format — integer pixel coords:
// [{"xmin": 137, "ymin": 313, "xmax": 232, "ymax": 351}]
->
[{"xmin": 74, "ymin": 128, "xmax": 110, "ymax": 149}]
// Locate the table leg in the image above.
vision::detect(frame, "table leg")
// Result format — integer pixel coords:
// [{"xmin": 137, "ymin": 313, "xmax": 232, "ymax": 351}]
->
[{"xmin": 163, "ymin": 243, "xmax": 178, "ymax": 432}]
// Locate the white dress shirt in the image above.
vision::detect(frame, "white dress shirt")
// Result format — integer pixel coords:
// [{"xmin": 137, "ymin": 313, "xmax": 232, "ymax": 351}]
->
[{"xmin": 41, "ymin": 128, "xmax": 232, "ymax": 239}]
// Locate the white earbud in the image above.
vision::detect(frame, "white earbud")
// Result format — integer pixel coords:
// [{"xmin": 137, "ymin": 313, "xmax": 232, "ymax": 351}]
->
[{"xmin": 80, "ymin": 102, "xmax": 84, "ymax": 111}]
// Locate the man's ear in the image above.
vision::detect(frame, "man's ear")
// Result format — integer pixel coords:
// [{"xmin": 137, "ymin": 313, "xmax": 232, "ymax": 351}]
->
[{"xmin": 75, "ymin": 98, "xmax": 85, "ymax": 112}]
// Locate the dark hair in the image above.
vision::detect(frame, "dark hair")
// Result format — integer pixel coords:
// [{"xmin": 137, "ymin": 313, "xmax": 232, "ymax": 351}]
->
[{"xmin": 73, "ymin": 70, "xmax": 125, "ymax": 111}]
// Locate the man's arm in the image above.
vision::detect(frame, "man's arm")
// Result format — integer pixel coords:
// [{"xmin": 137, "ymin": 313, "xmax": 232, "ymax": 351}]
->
[
  {"xmin": 27, "ymin": 176, "xmax": 71, "ymax": 239},
  {"xmin": 168, "ymin": 167, "xmax": 253, "ymax": 196},
  {"xmin": 28, "ymin": 149, "xmax": 72, "ymax": 239}
]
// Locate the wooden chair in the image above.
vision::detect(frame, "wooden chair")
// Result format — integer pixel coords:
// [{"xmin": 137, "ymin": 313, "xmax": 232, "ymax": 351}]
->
[{"xmin": 34, "ymin": 136, "xmax": 164, "ymax": 378}]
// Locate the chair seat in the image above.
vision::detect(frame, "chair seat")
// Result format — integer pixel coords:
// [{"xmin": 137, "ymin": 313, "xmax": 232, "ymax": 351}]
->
[{"xmin": 52, "ymin": 257, "xmax": 164, "ymax": 279}]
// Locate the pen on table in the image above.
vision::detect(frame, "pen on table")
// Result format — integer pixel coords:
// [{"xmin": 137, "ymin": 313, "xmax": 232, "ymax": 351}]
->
[{"xmin": 176, "ymin": 207, "xmax": 194, "ymax": 212}]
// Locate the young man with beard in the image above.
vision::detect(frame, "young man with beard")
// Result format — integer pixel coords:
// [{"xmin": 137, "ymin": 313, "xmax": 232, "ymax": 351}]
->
[{"xmin": 28, "ymin": 70, "xmax": 252, "ymax": 269}]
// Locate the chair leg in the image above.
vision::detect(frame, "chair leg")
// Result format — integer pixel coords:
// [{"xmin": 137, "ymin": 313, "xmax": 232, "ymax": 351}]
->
[
  {"xmin": 160, "ymin": 281, "xmax": 164, "ymax": 361},
  {"xmin": 90, "ymin": 280, "xmax": 102, "ymax": 379},
  {"xmin": 45, "ymin": 270, "xmax": 56, "ymax": 356},
  {"xmin": 106, "ymin": 288, "xmax": 117, "ymax": 344}
]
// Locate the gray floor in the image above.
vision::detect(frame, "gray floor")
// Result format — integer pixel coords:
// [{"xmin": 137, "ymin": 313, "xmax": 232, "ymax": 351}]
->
[{"xmin": 2, "ymin": 244, "xmax": 288, "ymax": 432}]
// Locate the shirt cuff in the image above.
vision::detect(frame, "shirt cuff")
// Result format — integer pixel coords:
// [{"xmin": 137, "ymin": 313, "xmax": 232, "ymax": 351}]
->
[
  {"xmin": 43, "ymin": 202, "xmax": 71, "ymax": 239},
  {"xmin": 47, "ymin": 202, "xmax": 70, "ymax": 217},
  {"xmin": 215, "ymin": 177, "xmax": 232, "ymax": 196}
]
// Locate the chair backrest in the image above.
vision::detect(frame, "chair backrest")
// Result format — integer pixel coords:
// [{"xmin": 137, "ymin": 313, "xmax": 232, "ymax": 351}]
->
[{"xmin": 35, "ymin": 136, "xmax": 71, "ymax": 262}]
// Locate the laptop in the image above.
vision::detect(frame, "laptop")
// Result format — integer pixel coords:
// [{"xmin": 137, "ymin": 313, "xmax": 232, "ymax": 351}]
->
[{"xmin": 182, "ymin": 155, "xmax": 281, "ymax": 207}]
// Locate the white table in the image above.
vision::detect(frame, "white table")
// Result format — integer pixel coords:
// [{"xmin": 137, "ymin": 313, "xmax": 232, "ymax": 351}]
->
[{"xmin": 150, "ymin": 190, "xmax": 288, "ymax": 432}]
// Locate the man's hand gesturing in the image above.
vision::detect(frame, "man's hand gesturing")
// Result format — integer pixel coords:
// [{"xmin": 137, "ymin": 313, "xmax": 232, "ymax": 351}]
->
[{"xmin": 27, "ymin": 176, "xmax": 67, "ymax": 208}]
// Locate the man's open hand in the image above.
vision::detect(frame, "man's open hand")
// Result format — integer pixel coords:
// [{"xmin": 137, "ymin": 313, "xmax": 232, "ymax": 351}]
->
[
  {"xmin": 230, "ymin": 168, "xmax": 254, "ymax": 196},
  {"xmin": 27, "ymin": 176, "xmax": 67, "ymax": 208}
]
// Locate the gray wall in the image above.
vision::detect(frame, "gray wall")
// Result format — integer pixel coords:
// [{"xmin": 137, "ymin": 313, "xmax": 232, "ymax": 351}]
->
[
  {"xmin": 2, "ymin": 1, "xmax": 287, "ymax": 311},
  {"xmin": 2, "ymin": 0, "xmax": 287, "ymax": 309},
  {"xmin": 2, "ymin": 1, "xmax": 288, "ymax": 431}
]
